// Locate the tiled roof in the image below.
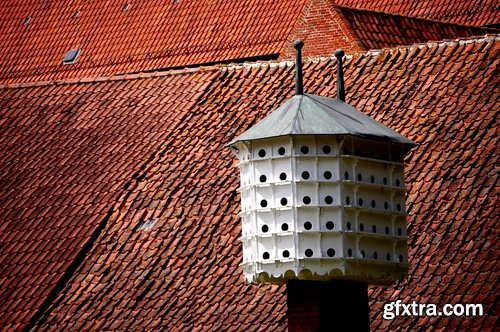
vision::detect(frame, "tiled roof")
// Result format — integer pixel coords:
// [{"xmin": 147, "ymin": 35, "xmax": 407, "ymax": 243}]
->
[
  {"xmin": 0, "ymin": 0, "xmax": 306, "ymax": 84},
  {"xmin": 336, "ymin": 0, "xmax": 500, "ymax": 26},
  {"xmin": 0, "ymin": 68, "xmax": 219, "ymax": 331},
  {"xmin": 0, "ymin": 35, "xmax": 493, "ymax": 330},
  {"xmin": 336, "ymin": 6, "xmax": 498, "ymax": 50},
  {"xmin": 0, "ymin": 0, "xmax": 496, "ymax": 85}
]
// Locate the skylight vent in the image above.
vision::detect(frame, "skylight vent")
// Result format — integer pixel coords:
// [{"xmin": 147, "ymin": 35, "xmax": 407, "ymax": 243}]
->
[
  {"xmin": 73, "ymin": 10, "xmax": 81, "ymax": 18},
  {"xmin": 63, "ymin": 49, "xmax": 81, "ymax": 64},
  {"xmin": 23, "ymin": 16, "xmax": 32, "ymax": 26},
  {"xmin": 123, "ymin": 3, "xmax": 132, "ymax": 12},
  {"xmin": 135, "ymin": 218, "xmax": 157, "ymax": 231}
]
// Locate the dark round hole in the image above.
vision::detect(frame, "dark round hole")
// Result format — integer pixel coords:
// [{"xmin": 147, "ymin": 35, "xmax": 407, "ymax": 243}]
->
[
  {"xmin": 346, "ymin": 221, "xmax": 351, "ymax": 230},
  {"xmin": 345, "ymin": 196, "xmax": 350, "ymax": 205},
  {"xmin": 373, "ymin": 251, "xmax": 378, "ymax": 260},
  {"xmin": 383, "ymin": 177, "xmax": 388, "ymax": 185},
  {"xmin": 324, "ymin": 171, "xmax": 332, "ymax": 179},
  {"xmin": 283, "ymin": 250, "xmax": 290, "ymax": 258},
  {"xmin": 327, "ymin": 248, "xmax": 335, "ymax": 257},
  {"xmin": 370, "ymin": 175, "xmax": 375, "ymax": 183},
  {"xmin": 344, "ymin": 171, "xmax": 349, "ymax": 180},
  {"xmin": 325, "ymin": 196, "xmax": 333, "ymax": 205},
  {"xmin": 395, "ymin": 179, "xmax": 401, "ymax": 187},
  {"xmin": 279, "ymin": 172, "xmax": 287, "ymax": 181},
  {"xmin": 301, "ymin": 171, "xmax": 310, "ymax": 180},
  {"xmin": 372, "ymin": 225, "xmax": 377, "ymax": 233},
  {"xmin": 259, "ymin": 174, "xmax": 267, "ymax": 183},
  {"xmin": 397, "ymin": 228, "xmax": 402, "ymax": 236},
  {"xmin": 385, "ymin": 226, "xmax": 390, "ymax": 234},
  {"xmin": 399, "ymin": 254, "xmax": 404, "ymax": 262},
  {"xmin": 371, "ymin": 200, "xmax": 376, "ymax": 208},
  {"xmin": 348, "ymin": 248, "xmax": 353, "ymax": 257},
  {"xmin": 359, "ymin": 223, "xmax": 364, "ymax": 232},
  {"xmin": 322, "ymin": 145, "xmax": 331, "ymax": 154},
  {"xmin": 263, "ymin": 252, "xmax": 270, "ymax": 260},
  {"xmin": 358, "ymin": 198, "xmax": 363, "ymax": 206},
  {"xmin": 305, "ymin": 249, "xmax": 313, "ymax": 257},
  {"xmin": 303, "ymin": 196, "xmax": 311, "ymax": 205},
  {"xmin": 261, "ymin": 225, "xmax": 269, "ymax": 233},
  {"xmin": 280, "ymin": 197, "xmax": 288, "ymax": 206},
  {"xmin": 281, "ymin": 223, "xmax": 289, "ymax": 231},
  {"xmin": 258, "ymin": 149, "xmax": 266, "ymax": 158},
  {"xmin": 357, "ymin": 173, "xmax": 362, "ymax": 181},
  {"xmin": 300, "ymin": 146, "xmax": 309, "ymax": 154},
  {"xmin": 361, "ymin": 250, "xmax": 365, "ymax": 258},
  {"xmin": 326, "ymin": 221, "xmax": 334, "ymax": 230},
  {"xmin": 384, "ymin": 202, "xmax": 389, "ymax": 210},
  {"xmin": 304, "ymin": 221, "xmax": 312, "ymax": 230},
  {"xmin": 386, "ymin": 253, "xmax": 391, "ymax": 261},
  {"xmin": 278, "ymin": 147, "xmax": 286, "ymax": 155},
  {"xmin": 396, "ymin": 203, "xmax": 402, "ymax": 211},
  {"xmin": 260, "ymin": 199, "xmax": 268, "ymax": 208}
]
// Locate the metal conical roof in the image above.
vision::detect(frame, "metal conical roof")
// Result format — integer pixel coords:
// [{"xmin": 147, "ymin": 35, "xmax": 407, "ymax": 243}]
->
[{"xmin": 228, "ymin": 93, "xmax": 416, "ymax": 147}]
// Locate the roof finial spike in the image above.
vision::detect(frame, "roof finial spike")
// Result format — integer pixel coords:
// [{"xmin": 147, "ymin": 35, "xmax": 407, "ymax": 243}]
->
[
  {"xmin": 294, "ymin": 39, "xmax": 304, "ymax": 96},
  {"xmin": 334, "ymin": 49, "xmax": 345, "ymax": 102}
]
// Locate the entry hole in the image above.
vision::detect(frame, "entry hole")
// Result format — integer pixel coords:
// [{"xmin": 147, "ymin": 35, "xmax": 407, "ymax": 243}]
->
[
  {"xmin": 322, "ymin": 145, "xmax": 331, "ymax": 154},
  {"xmin": 258, "ymin": 149, "xmax": 266, "ymax": 158},
  {"xmin": 301, "ymin": 171, "xmax": 310, "ymax": 180},
  {"xmin": 395, "ymin": 179, "xmax": 401, "ymax": 187},
  {"xmin": 371, "ymin": 200, "xmax": 376, "ymax": 208},
  {"xmin": 397, "ymin": 228, "xmax": 403, "ymax": 236},
  {"xmin": 399, "ymin": 254, "xmax": 404, "ymax": 262},
  {"xmin": 358, "ymin": 198, "xmax": 363, "ymax": 206},
  {"xmin": 283, "ymin": 250, "xmax": 290, "ymax": 258},
  {"xmin": 357, "ymin": 173, "xmax": 362, "ymax": 181},
  {"xmin": 346, "ymin": 221, "xmax": 352, "ymax": 230},
  {"xmin": 348, "ymin": 248, "xmax": 353, "ymax": 257},
  {"xmin": 260, "ymin": 199, "xmax": 268, "ymax": 208},
  {"xmin": 396, "ymin": 203, "xmax": 402, "ymax": 212},
  {"xmin": 261, "ymin": 225, "xmax": 269, "ymax": 233},
  {"xmin": 280, "ymin": 172, "xmax": 287, "ymax": 181},
  {"xmin": 384, "ymin": 202, "xmax": 389, "ymax": 210},
  {"xmin": 324, "ymin": 171, "xmax": 332, "ymax": 179},
  {"xmin": 327, "ymin": 248, "xmax": 335, "ymax": 257},
  {"xmin": 281, "ymin": 223, "xmax": 289, "ymax": 231},
  {"xmin": 372, "ymin": 225, "xmax": 377, "ymax": 233},
  {"xmin": 370, "ymin": 175, "xmax": 375, "ymax": 183},
  {"xmin": 326, "ymin": 221, "xmax": 334, "ymax": 230},
  {"xmin": 278, "ymin": 147, "xmax": 286, "ymax": 155},
  {"xmin": 263, "ymin": 252, "xmax": 270, "ymax": 259},
  {"xmin": 303, "ymin": 196, "xmax": 311, "ymax": 205},
  {"xmin": 259, "ymin": 174, "xmax": 267, "ymax": 183},
  {"xmin": 386, "ymin": 253, "xmax": 391, "ymax": 261},
  {"xmin": 385, "ymin": 226, "xmax": 390, "ymax": 234},
  {"xmin": 373, "ymin": 251, "xmax": 378, "ymax": 260},
  {"xmin": 325, "ymin": 196, "xmax": 333, "ymax": 205},
  {"xmin": 280, "ymin": 197, "xmax": 288, "ymax": 206},
  {"xmin": 305, "ymin": 249, "xmax": 313, "ymax": 257},
  {"xmin": 361, "ymin": 250, "xmax": 365, "ymax": 258},
  {"xmin": 383, "ymin": 177, "xmax": 388, "ymax": 185},
  {"xmin": 344, "ymin": 171, "xmax": 349, "ymax": 180},
  {"xmin": 304, "ymin": 221, "xmax": 312, "ymax": 230},
  {"xmin": 300, "ymin": 146, "xmax": 309, "ymax": 154},
  {"xmin": 359, "ymin": 223, "xmax": 364, "ymax": 232},
  {"xmin": 345, "ymin": 196, "xmax": 350, "ymax": 205}
]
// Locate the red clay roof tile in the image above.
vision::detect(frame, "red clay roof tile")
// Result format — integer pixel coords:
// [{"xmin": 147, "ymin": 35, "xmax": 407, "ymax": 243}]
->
[{"xmin": 0, "ymin": 35, "xmax": 491, "ymax": 330}]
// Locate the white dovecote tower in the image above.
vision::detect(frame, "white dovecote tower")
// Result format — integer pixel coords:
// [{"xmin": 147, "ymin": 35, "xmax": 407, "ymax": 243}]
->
[{"xmin": 228, "ymin": 40, "xmax": 416, "ymax": 286}]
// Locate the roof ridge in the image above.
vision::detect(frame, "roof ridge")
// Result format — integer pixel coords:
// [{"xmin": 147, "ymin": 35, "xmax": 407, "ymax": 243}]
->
[{"xmin": 0, "ymin": 65, "xmax": 220, "ymax": 89}]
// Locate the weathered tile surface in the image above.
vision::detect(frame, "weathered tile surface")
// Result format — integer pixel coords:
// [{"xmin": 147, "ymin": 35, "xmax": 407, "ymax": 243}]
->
[{"xmin": 9, "ymin": 36, "xmax": 495, "ymax": 331}]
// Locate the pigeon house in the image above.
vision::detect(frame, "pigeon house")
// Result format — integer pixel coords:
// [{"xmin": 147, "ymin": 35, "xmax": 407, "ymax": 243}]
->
[{"xmin": 228, "ymin": 41, "xmax": 416, "ymax": 286}]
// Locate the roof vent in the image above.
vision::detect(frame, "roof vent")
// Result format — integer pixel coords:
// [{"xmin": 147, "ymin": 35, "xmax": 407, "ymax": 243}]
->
[
  {"xmin": 63, "ymin": 49, "xmax": 81, "ymax": 64},
  {"xmin": 294, "ymin": 39, "xmax": 304, "ymax": 95},
  {"xmin": 334, "ymin": 49, "xmax": 345, "ymax": 102},
  {"xmin": 23, "ymin": 16, "xmax": 32, "ymax": 26},
  {"xmin": 73, "ymin": 10, "xmax": 81, "ymax": 18},
  {"xmin": 135, "ymin": 218, "xmax": 157, "ymax": 231},
  {"xmin": 123, "ymin": 3, "xmax": 131, "ymax": 11}
]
